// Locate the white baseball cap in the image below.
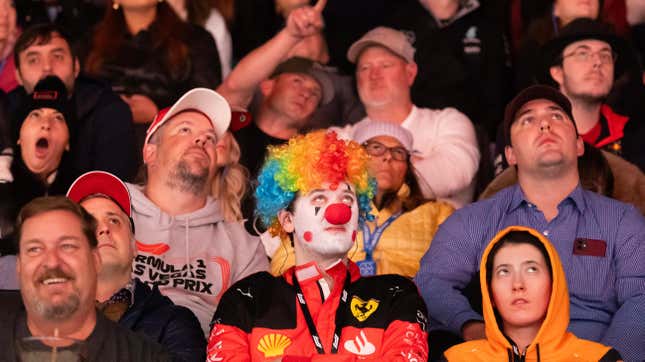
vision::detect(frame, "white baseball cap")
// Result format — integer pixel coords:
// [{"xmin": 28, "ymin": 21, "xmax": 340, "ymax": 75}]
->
[{"xmin": 144, "ymin": 88, "xmax": 231, "ymax": 145}]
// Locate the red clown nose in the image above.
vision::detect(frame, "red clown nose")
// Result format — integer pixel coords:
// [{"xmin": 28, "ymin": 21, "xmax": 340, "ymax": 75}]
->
[{"xmin": 324, "ymin": 203, "xmax": 352, "ymax": 225}]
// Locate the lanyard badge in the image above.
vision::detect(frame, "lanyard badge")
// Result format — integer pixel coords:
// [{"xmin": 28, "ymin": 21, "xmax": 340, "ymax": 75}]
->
[{"xmin": 358, "ymin": 212, "xmax": 402, "ymax": 276}]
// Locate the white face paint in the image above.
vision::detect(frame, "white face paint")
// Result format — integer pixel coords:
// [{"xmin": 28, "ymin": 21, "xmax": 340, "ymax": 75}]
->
[{"xmin": 291, "ymin": 182, "xmax": 359, "ymax": 258}]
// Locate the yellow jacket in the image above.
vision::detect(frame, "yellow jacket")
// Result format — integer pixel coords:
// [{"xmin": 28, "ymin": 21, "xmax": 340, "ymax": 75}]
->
[
  {"xmin": 270, "ymin": 198, "xmax": 453, "ymax": 278},
  {"xmin": 444, "ymin": 226, "xmax": 616, "ymax": 362}
]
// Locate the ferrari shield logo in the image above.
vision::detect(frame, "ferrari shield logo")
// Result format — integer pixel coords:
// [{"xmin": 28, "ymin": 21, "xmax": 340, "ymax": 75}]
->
[{"xmin": 350, "ymin": 296, "xmax": 379, "ymax": 322}]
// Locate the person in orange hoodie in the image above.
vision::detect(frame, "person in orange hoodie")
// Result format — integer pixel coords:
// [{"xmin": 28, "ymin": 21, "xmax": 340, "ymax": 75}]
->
[{"xmin": 444, "ymin": 226, "xmax": 622, "ymax": 361}]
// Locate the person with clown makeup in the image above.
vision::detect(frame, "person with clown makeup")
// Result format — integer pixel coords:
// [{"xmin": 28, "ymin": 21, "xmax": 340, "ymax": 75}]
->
[{"xmin": 207, "ymin": 130, "xmax": 429, "ymax": 361}]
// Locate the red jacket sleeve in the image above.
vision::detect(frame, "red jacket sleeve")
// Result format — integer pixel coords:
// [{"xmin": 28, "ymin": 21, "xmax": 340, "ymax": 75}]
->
[{"xmin": 207, "ymin": 323, "xmax": 252, "ymax": 362}]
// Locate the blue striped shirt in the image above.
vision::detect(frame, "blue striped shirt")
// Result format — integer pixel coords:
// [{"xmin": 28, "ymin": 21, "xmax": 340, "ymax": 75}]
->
[{"xmin": 415, "ymin": 184, "xmax": 645, "ymax": 360}]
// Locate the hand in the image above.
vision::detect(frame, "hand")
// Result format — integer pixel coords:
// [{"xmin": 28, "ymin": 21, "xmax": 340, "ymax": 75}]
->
[
  {"xmin": 461, "ymin": 321, "xmax": 486, "ymax": 341},
  {"xmin": 120, "ymin": 94, "xmax": 159, "ymax": 124},
  {"xmin": 275, "ymin": 0, "xmax": 310, "ymax": 18},
  {"xmin": 0, "ymin": 0, "xmax": 17, "ymax": 60},
  {"xmin": 284, "ymin": 0, "xmax": 326, "ymax": 39}
]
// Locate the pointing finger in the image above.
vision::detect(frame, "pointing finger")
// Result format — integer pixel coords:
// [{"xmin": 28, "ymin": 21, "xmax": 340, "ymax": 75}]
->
[{"xmin": 313, "ymin": 0, "xmax": 327, "ymax": 13}]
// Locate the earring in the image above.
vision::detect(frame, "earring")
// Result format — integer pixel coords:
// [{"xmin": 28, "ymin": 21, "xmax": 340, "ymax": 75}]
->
[{"xmin": 112, "ymin": 2, "xmax": 119, "ymax": 10}]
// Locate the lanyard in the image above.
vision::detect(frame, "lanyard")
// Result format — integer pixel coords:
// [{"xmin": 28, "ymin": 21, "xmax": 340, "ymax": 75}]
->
[
  {"xmin": 291, "ymin": 269, "xmax": 351, "ymax": 354},
  {"xmin": 361, "ymin": 211, "xmax": 403, "ymax": 259}
]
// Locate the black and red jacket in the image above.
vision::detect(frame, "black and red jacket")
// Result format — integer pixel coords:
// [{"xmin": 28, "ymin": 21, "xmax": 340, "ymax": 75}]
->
[
  {"xmin": 207, "ymin": 261, "xmax": 429, "ymax": 361},
  {"xmin": 581, "ymin": 104, "xmax": 645, "ymax": 172}
]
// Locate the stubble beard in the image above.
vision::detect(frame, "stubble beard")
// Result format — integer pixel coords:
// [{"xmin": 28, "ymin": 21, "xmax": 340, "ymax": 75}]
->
[
  {"xmin": 166, "ymin": 159, "xmax": 209, "ymax": 196},
  {"xmin": 30, "ymin": 288, "xmax": 81, "ymax": 321}
]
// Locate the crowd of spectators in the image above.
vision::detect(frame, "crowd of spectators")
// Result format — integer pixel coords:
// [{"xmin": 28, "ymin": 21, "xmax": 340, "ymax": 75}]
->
[{"xmin": 0, "ymin": 0, "xmax": 644, "ymax": 360}]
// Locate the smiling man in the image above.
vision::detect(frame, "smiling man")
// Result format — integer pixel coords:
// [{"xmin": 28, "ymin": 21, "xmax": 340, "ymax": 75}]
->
[
  {"xmin": 126, "ymin": 88, "xmax": 268, "ymax": 337},
  {"xmin": 67, "ymin": 171, "xmax": 206, "ymax": 361},
  {"xmin": 0, "ymin": 196, "xmax": 170, "ymax": 360},
  {"xmin": 208, "ymin": 131, "xmax": 429, "ymax": 361}
]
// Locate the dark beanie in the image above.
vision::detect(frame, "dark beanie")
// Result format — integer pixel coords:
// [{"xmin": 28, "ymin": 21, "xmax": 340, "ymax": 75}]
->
[{"xmin": 14, "ymin": 76, "xmax": 73, "ymax": 142}]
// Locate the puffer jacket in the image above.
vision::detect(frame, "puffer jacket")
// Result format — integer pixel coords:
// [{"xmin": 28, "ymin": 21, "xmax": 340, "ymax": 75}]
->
[
  {"xmin": 119, "ymin": 278, "xmax": 205, "ymax": 362},
  {"xmin": 444, "ymin": 226, "xmax": 619, "ymax": 361},
  {"xmin": 271, "ymin": 186, "xmax": 454, "ymax": 277}
]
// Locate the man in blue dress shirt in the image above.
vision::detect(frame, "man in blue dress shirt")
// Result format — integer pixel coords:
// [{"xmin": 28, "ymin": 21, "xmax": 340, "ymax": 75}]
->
[{"xmin": 415, "ymin": 85, "xmax": 645, "ymax": 361}]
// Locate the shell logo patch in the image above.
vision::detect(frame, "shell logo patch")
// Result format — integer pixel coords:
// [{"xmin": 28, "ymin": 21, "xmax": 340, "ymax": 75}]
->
[
  {"xmin": 257, "ymin": 333, "xmax": 291, "ymax": 358},
  {"xmin": 350, "ymin": 296, "xmax": 379, "ymax": 322}
]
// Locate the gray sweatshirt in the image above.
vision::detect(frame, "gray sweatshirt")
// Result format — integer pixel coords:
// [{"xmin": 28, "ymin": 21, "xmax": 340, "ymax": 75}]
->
[{"xmin": 126, "ymin": 184, "xmax": 269, "ymax": 337}]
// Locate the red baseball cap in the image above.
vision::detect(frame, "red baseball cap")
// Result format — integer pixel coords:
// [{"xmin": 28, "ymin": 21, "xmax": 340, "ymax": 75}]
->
[
  {"xmin": 144, "ymin": 88, "xmax": 231, "ymax": 145},
  {"xmin": 67, "ymin": 171, "xmax": 131, "ymax": 217}
]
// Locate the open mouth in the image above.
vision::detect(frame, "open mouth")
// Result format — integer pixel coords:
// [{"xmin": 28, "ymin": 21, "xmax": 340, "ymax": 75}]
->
[
  {"xmin": 38, "ymin": 268, "xmax": 73, "ymax": 286},
  {"xmin": 42, "ymin": 277, "xmax": 70, "ymax": 285},
  {"xmin": 36, "ymin": 137, "xmax": 49, "ymax": 150},
  {"xmin": 34, "ymin": 137, "xmax": 50, "ymax": 158}
]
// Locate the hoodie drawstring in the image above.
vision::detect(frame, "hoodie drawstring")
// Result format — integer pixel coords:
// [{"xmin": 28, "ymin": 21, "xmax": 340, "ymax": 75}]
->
[
  {"xmin": 536, "ymin": 344, "xmax": 541, "ymax": 362},
  {"xmin": 184, "ymin": 218, "xmax": 190, "ymax": 276}
]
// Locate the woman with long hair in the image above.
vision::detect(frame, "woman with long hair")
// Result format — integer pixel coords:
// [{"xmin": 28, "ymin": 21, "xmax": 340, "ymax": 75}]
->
[
  {"xmin": 166, "ymin": 0, "xmax": 232, "ymax": 78},
  {"xmin": 83, "ymin": 0, "xmax": 221, "ymax": 163}
]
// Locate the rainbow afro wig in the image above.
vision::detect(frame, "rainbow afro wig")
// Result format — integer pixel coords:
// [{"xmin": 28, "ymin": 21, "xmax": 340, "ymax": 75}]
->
[{"xmin": 255, "ymin": 130, "xmax": 376, "ymax": 236}]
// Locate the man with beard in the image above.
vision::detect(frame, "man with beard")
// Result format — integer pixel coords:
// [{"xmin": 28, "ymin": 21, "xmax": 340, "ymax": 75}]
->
[
  {"xmin": 545, "ymin": 18, "xmax": 645, "ymax": 171},
  {"xmin": 207, "ymin": 130, "xmax": 429, "ymax": 360},
  {"xmin": 126, "ymin": 88, "xmax": 268, "ymax": 337},
  {"xmin": 67, "ymin": 171, "xmax": 206, "ymax": 361},
  {"xmin": 339, "ymin": 26, "xmax": 480, "ymax": 208},
  {"xmin": 415, "ymin": 85, "xmax": 645, "ymax": 360},
  {"xmin": 0, "ymin": 196, "xmax": 169, "ymax": 360}
]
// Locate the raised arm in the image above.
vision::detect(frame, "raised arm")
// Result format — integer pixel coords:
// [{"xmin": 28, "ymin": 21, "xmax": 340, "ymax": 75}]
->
[{"xmin": 217, "ymin": 0, "xmax": 326, "ymax": 109}]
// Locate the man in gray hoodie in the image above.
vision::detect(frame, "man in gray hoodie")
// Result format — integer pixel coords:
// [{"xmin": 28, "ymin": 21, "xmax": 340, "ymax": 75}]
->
[{"xmin": 126, "ymin": 88, "xmax": 269, "ymax": 337}]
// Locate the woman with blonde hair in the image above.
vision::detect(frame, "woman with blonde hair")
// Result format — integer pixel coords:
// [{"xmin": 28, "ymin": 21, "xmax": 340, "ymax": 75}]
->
[{"xmin": 212, "ymin": 131, "xmax": 249, "ymax": 222}]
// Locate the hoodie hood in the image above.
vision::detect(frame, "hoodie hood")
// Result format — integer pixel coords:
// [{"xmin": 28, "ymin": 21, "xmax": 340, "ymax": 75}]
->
[
  {"xmin": 480, "ymin": 226, "xmax": 569, "ymax": 356},
  {"xmin": 422, "ymin": 0, "xmax": 480, "ymax": 28},
  {"xmin": 445, "ymin": 226, "xmax": 613, "ymax": 361}
]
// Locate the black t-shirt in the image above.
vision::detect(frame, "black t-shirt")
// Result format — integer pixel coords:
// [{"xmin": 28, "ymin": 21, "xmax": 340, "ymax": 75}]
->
[
  {"xmin": 11, "ymin": 306, "xmax": 170, "ymax": 362},
  {"xmin": 234, "ymin": 122, "xmax": 288, "ymax": 182},
  {"xmin": 234, "ymin": 122, "xmax": 288, "ymax": 235}
]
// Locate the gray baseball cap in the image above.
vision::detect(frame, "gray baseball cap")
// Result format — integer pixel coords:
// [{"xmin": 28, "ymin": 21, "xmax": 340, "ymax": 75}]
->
[{"xmin": 347, "ymin": 26, "xmax": 416, "ymax": 64}]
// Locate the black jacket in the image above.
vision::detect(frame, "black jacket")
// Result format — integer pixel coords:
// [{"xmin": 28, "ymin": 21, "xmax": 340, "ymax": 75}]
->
[
  {"xmin": 388, "ymin": 1, "xmax": 512, "ymax": 140},
  {"xmin": 8, "ymin": 76, "xmax": 138, "ymax": 182},
  {"xmin": 0, "ymin": 290, "xmax": 171, "ymax": 362},
  {"xmin": 81, "ymin": 23, "xmax": 221, "ymax": 109},
  {"xmin": 120, "ymin": 279, "xmax": 206, "ymax": 362},
  {"xmin": 0, "ymin": 152, "xmax": 76, "ymax": 255}
]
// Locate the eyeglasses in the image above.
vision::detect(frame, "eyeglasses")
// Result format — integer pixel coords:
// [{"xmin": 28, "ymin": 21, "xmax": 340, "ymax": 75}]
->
[
  {"xmin": 363, "ymin": 141, "xmax": 409, "ymax": 161},
  {"xmin": 562, "ymin": 48, "xmax": 617, "ymax": 65}
]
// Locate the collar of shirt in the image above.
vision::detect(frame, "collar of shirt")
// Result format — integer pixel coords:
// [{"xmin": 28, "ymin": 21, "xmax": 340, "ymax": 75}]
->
[
  {"xmin": 507, "ymin": 183, "xmax": 587, "ymax": 215},
  {"xmin": 105, "ymin": 279, "xmax": 135, "ymax": 308}
]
